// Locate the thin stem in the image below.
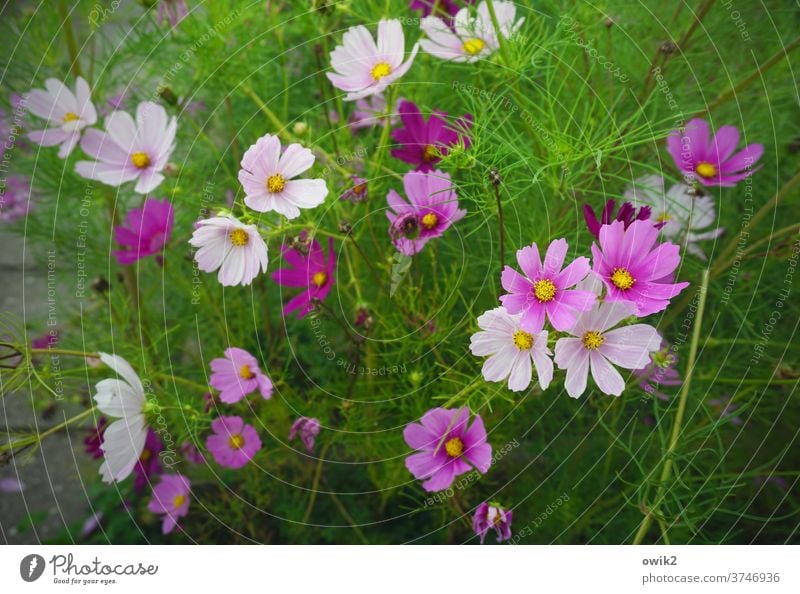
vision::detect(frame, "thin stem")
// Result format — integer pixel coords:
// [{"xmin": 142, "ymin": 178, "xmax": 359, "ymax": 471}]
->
[
  {"xmin": 58, "ymin": 0, "xmax": 82, "ymax": 78},
  {"xmin": 491, "ymin": 176, "xmax": 506, "ymax": 273},
  {"xmin": 633, "ymin": 269, "xmax": 709, "ymax": 545},
  {"xmin": 485, "ymin": 0, "xmax": 512, "ymax": 68},
  {"xmin": 371, "ymin": 86, "xmax": 395, "ymax": 179},
  {"xmin": 302, "ymin": 441, "xmax": 332, "ymax": 523},
  {"xmin": 29, "ymin": 348, "xmax": 98, "ymax": 358}
]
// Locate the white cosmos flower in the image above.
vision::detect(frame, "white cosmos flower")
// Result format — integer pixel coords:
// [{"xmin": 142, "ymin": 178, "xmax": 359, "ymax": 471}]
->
[
  {"xmin": 189, "ymin": 215, "xmax": 269, "ymax": 287},
  {"xmin": 420, "ymin": 1, "xmax": 524, "ymax": 63},
  {"xmin": 624, "ymin": 174, "xmax": 724, "ymax": 261},
  {"xmin": 93, "ymin": 353, "xmax": 148, "ymax": 484},
  {"xmin": 469, "ymin": 306, "xmax": 553, "ymax": 392}
]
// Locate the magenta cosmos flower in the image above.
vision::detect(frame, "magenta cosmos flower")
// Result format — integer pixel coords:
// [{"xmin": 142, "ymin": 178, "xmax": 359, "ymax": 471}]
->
[
  {"xmin": 583, "ymin": 198, "xmax": 656, "ymax": 240},
  {"xmin": 666, "ymin": 118, "xmax": 763, "ymax": 187},
  {"xmin": 348, "ymin": 93, "xmax": 399, "ymax": 131},
  {"xmin": 209, "ymin": 347, "xmax": 273, "ymax": 404},
  {"xmin": 75, "ymin": 101, "xmax": 177, "ymax": 194},
  {"xmin": 391, "ymin": 100, "xmax": 473, "ymax": 172},
  {"xmin": 473, "ymin": 501, "xmax": 513, "ymax": 544},
  {"xmin": 0, "ymin": 176, "xmax": 33, "ymax": 223},
  {"xmin": 189, "ymin": 215, "xmax": 268, "ymax": 286},
  {"xmin": 271, "ymin": 235, "xmax": 336, "ymax": 319},
  {"xmin": 289, "ymin": 417, "xmax": 321, "ymax": 453},
  {"xmin": 410, "ymin": 0, "xmax": 472, "ymax": 18},
  {"xmin": 238, "ymin": 133, "xmax": 328, "ymax": 219},
  {"xmin": 404, "ymin": 407, "xmax": 492, "ymax": 492},
  {"xmin": 469, "ymin": 306, "xmax": 553, "ymax": 392},
  {"xmin": 25, "ymin": 76, "xmax": 97, "ymax": 158},
  {"xmin": 327, "ymin": 19, "xmax": 419, "ymax": 101},
  {"xmin": 133, "ymin": 428, "xmax": 163, "ymax": 493},
  {"xmin": 500, "ymin": 239, "xmax": 594, "ymax": 333},
  {"xmin": 147, "ymin": 473, "xmax": 191, "ymax": 535},
  {"xmin": 420, "ymin": 1, "xmax": 524, "ymax": 63},
  {"xmin": 206, "ymin": 415, "xmax": 262, "ymax": 469},
  {"xmin": 554, "ymin": 301, "xmax": 661, "ymax": 398},
  {"xmin": 591, "ymin": 219, "xmax": 689, "ymax": 317},
  {"xmin": 386, "ymin": 169, "xmax": 466, "ymax": 255},
  {"xmin": 113, "ymin": 198, "xmax": 174, "ymax": 265}
]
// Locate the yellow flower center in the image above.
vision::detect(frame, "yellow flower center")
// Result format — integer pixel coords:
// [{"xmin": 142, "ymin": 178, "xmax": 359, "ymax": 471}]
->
[
  {"xmin": 610, "ymin": 267, "xmax": 635, "ymax": 290},
  {"xmin": 512, "ymin": 329, "xmax": 534, "ymax": 351},
  {"xmin": 422, "ymin": 144, "xmax": 439, "ymax": 162},
  {"xmin": 267, "ymin": 173, "xmax": 285, "ymax": 193},
  {"xmin": 533, "ymin": 279, "xmax": 557, "ymax": 303},
  {"xmin": 172, "ymin": 494, "xmax": 186, "ymax": 508},
  {"xmin": 582, "ymin": 330, "xmax": 604, "ymax": 350},
  {"xmin": 229, "ymin": 434, "xmax": 245, "ymax": 449},
  {"xmin": 370, "ymin": 62, "xmax": 392, "ymax": 81},
  {"xmin": 312, "ymin": 271, "xmax": 328, "ymax": 287},
  {"xmin": 131, "ymin": 151, "xmax": 151, "ymax": 169},
  {"xmin": 353, "ymin": 182, "xmax": 366, "ymax": 196},
  {"xmin": 444, "ymin": 437, "xmax": 464, "ymax": 457},
  {"xmin": 421, "ymin": 212, "xmax": 438, "ymax": 230},
  {"xmin": 462, "ymin": 38, "xmax": 486, "ymax": 55},
  {"xmin": 229, "ymin": 228, "xmax": 249, "ymax": 247},
  {"xmin": 62, "ymin": 112, "xmax": 79, "ymax": 123},
  {"xmin": 239, "ymin": 365, "xmax": 255, "ymax": 380},
  {"xmin": 695, "ymin": 162, "xmax": 717, "ymax": 178},
  {"xmin": 656, "ymin": 211, "xmax": 671, "ymax": 223}
]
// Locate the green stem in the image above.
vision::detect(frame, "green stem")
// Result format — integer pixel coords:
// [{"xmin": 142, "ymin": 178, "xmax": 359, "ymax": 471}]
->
[
  {"xmin": 371, "ymin": 86, "xmax": 395, "ymax": 179},
  {"xmin": 485, "ymin": 0, "xmax": 512, "ymax": 68},
  {"xmin": 302, "ymin": 441, "xmax": 332, "ymax": 523},
  {"xmin": 58, "ymin": 0, "xmax": 82, "ymax": 78},
  {"xmin": 633, "ymin": 269, "xmax": 709, "ymax": 544}
]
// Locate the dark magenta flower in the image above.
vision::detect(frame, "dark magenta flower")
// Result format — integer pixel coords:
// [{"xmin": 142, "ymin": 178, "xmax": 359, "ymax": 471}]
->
[
  {"xmin": 473, "ymin": 501, "xmax": 513, "ymax": 544},
  {"xmin": 112, "ymin": 198, "xmax": 174, "ymax": 265},
  {"xmin": 272, "ymin": 235, "xmax": 336, "ymax": 319},
  {"xmin": 409, "ymin": 0, "xmax": 472, "ymax": 18},
  {"xmin": 583, "ymin": 198, "xmax": 657, "ymax": 240},
  {"xmin": 666, "ymin": 118, "xmax": 763, "ymax": 187},
  {"xmin": 289, "ymin": 417, "xmax": 321, "ymax": 453},
  {"xmin": 133, "ymin": 428, "xmax": 163, "ymax": 493},
  {"xmin": 391, "ymin": 100, "xmax": 472, "ymax": 172},
  {"xmin": 403, "ymin": 407, "xmax": 492, "ymax": 492},
  {"xmin": 83, "ymin": 417, "xmax": 108, "ymax": 460}
]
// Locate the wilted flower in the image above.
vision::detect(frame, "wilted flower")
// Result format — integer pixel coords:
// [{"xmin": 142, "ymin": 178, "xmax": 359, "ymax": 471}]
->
[
  {"xmin": 327, "ymin": 20, "xmax": 419, "ymax": 101},
  {"xmin": 500, "ymin": 239, "xmax": 594, "ymax": 333},
  {"xmin": 666, "ymin": 118, "xmax": 763, "ymax": 187},
  {"xmin": 209, "ymin": 347, "xmax": 273, "ymax": 403},
  {"xmin": 289, "ymin": 417, "xmax": 321, "ymax": 453},
  {"xmin": 25, "ymin": 76, "xmax": 97, "ymax": 158},
  {"xmin": 707, "ymin": 395, "xmax": 743, "ymax": 426},
  {"xmin": 271, "ymin": 235, "xmax": 336, "ymax": 319},
  {"xmin": 469, "ymin": 306, "xmax": 553, "ymax": 392},
  {"xmin": 340, "ymin": 176, "xmax": 369, "ymax": 202},
  {"xmin": 147, "ymin": 474, "xmax": 191, "ymax": 535},
  {"xmin": 404, "ymin": 407, "xmax": 492, "ymax": 492},
  {"xmin": 633, "ymin": 341, "xmax": 681, "ymax": 401},
  {"xmin": 473, "ymin": 501, "xmax": 513, "ymax": 544}
]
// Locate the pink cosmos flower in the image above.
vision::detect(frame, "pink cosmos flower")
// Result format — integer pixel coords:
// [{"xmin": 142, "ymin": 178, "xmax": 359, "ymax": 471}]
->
[
  {"xmin": 25, "ymin": 76, "xmax": 97, "ymax": 158},
  {"xmin": 666, "ymin": 118, "xmax": 763, "ymax": 187},
  {"xmin": 386, "ymin": 169, "xmax": 466, "ymax": 255},
  {"xmin": 591, "ymin": 219, "xmax": 689, "ymax": 317},
  {"xmin": 189, "ymin": 215, "xmax": 269, "ymax": 286},
  {"xmin": 403, "ymin": 407, "xmax": 492, "ymax": 492},
  {"xmin": 133, "ymin": 428, "xmax": 163, "ymax": 493},
  {"xmin": 348, "ymin": 93, "xmax": 400, "ymax": 131},
  {"xmin": 238, "ymin": 133, "xmax": 328, "ymax": 219},
  {"xmin": 158, "ymin": 0, "xmax": 189, "ymax": 29},
  {"xmin": 206, "ymin": 415, "xmax": 263, "ymax": 469},
  {"xmin": 112, "ymin": 198, "xmax": 174, "ymax": 265},
  {"xmin": 340, "ymin": 176, "xmax": 369, "ymax": 202},
  {"xmin": 327, "ymin": 19, "xmax": 419, "ymax": 101},
  {"xmin": 289, "ymin": 417, "xmax": 321, "ymax": 453},
  {"xmin": 147, "ymin": 473, "xmax": 191, "ymax": 535},
  {"xmin": 473, "ymin": 501, "xmax": 513, "ymax": 544},
  {"xmin": 419, "ymin": 1, "xmax": 524, "ymax": 63},
  {"xmin": 500, "ymin": 239, "xmax": 595, "ymax": 333},
  {"xmin": 271, "ymin": 235, "xmax": 336, "ymax": 319},
  {"xmin": 554, "ymin": 300, "xmax": 661, "ymax": 398},
  {"xmin": 0, "ymin": 176, "xmax": 33, "ymax": 223},
  {"xmin": 390, "ymin": 100, "xmax": 473, "ymax": 172},
  {"xmin": 209, "ymin": 347, "xmax": 273, "ymax": 404},
  {"xmin": 624, "ymin": 174, "xmax": 724, "ymax": 261},
  {"xmin": 75, "ymin": 101, "xmax": 177, "ymax": 194},
  {"xmin": 469, "ymin": 306, "xmax": 553, "ymax": 392}
]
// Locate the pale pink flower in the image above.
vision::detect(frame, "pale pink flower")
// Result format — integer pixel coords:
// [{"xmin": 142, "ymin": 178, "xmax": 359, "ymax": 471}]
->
[
  {"xmin": 554, "ymin": 301, "xmax": 661, "ymax": 398},
  {"xmin": 25, "ymin": 76, "xmax": 97, "ymax": 158},
  {"xmin": 469, "ymin": 306, "xmax": 553, "ymax": 392},
  {"xmin": 238, "ymin": 133, "xmax": 328, "ymax": 219},
  {"xmin": 75, "ymin": 101, "xmax": 177, "ymax": 194},
  {"xmin": 327, "ymin": 20, "xmax": 419, "ymax": 101},
  {"xmin": 189, "ymin": 215, "xmax": 268, "ymax": 286}
]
